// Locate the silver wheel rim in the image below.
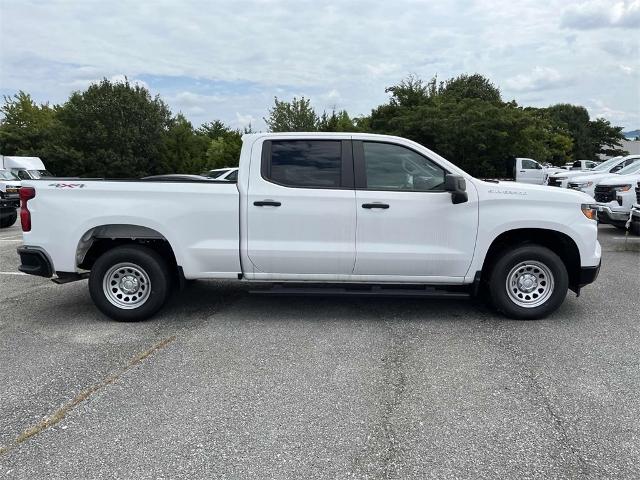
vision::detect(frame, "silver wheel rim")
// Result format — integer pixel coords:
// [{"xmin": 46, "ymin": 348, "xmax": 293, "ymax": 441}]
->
[
  {"xmin": 506, "ymin": 260, "xmax": 555, "ymax": 308},
  {"xmin": 103, "ymin": 262, "xmax": 151, "ymax": 309}
]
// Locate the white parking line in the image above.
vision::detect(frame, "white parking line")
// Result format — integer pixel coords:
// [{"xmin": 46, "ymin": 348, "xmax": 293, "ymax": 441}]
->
[
  {"xmin": 0, "ymin": 239, "xmax": 22, "ymax": 242},
  {"xmin": 0, "ymin": 272, "xmax": 26, "ymax": 276},
  {"xmin": 613, "ymin": 237, "xmax": 640, "ymax": 241}
]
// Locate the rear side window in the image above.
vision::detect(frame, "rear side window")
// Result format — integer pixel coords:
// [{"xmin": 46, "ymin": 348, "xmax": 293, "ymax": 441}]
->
[{"xmin": 268, "ymin": 140, "xmax": 342, "ymax": 188}]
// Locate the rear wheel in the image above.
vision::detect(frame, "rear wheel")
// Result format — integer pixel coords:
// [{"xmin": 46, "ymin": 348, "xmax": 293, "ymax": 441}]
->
[
  {"xmin": 89, "ymin": 245, "xmax": 170, "ymax": 321},
  {"xmin": 0, "ymin": 209, "xmax": 17, "ymax": 228},
  {"xmin": 488, "ymin": 245, "xmax": 568, "ymax": 320}
]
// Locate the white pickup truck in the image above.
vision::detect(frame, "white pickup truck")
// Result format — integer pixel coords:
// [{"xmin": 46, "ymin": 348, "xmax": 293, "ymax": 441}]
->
[{"xmin": 17, "ymin": 133, "xmax": 601, "ymax": 321}]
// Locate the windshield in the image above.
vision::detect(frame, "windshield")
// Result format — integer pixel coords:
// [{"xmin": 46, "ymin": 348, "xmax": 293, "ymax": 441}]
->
[
  {"xmin": 0, "ymin": 170, "xmax": 19, "ymax": 180},
  {"xmin": 204, "ymin": 169, "xmax": 229, "ymax": 178},
  {"xmin": 617, "ymin": 161, "xmax": 640, "ymax": 175},
  {"xmin": 27, "ymin": 170, "xmax": 53, "ymax": 179},
  {"xmin": 593, "ymin": 157, "xmax": 621, "ymax": 172}
]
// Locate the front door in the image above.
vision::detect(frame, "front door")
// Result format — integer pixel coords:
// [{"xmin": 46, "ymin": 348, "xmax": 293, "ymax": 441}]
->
[
  {"xmin": 353, "ymin": 140, "xmax": 478, "ymax": 279},
  {"xmin": 518, "ymin": 158, "xmax": 545, "ymax": 184}
]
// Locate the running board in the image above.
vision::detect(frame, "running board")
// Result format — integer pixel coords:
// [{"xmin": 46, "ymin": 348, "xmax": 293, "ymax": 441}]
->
[
  {"xmin": 51, "ymin": 272, "xmax": 89, "ymax": 284},
  {"xmin": 250, "ymin": 284, "xmax": 471, "ymax": 299}
]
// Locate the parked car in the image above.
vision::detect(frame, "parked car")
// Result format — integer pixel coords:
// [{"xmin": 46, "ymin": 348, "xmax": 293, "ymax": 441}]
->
[
  {"xmin": 548, "ymin": 156, "xmax": 635, "ymax": 188},
  {"xmin": 0, "ymin": 169, "xmax": 21, "ymax": 228},
  {"xmin": 202, "ymin": 167, "xmax": 238, "ymax": 182},
  {"xmin": 591, "ymin": 167, "xmax": 640, "ymax": 229},
  {"xmin": 0, "ymin": 156, "xmax": 53, "ymax": 180},
  {"xmin": 17, "ymin": 133, "xmax": 601, "ymax": 321},
  {"xmin": 568, "ymin": 161, "xmax": 640, "ymax": 199},
  {"xmin": 570, "ymin": 160, "xmax": 600, "ymax": 170},
  {"xmin": 141, "ymin": 174, "xmax": 217, "ymax": 182}
]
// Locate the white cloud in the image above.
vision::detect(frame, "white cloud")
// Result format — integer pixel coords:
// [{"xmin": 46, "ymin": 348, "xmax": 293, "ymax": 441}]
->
[
  {"xmin": 108, "ymin": 74, "xmax": 148, "ymax": 90},
  {"xmin": 561, "ymin": 0, "xmax": 640, "ymax": 29},
  {"xmin": 618, "ymin": 64, "xmax": 635, "ymax": 75},
  {"xmin": 505, "ymin": 67, "xmax": 573, "ymax": 92},
  {"xmin": 0, "ymin": 0, "xmax": 638, "ymax": 129},
  {"xmin": 235, "ymin": 112, "xmax": 256, "ymax": 129}
]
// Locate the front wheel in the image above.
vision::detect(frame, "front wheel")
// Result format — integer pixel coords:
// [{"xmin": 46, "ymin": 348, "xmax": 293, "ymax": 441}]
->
[
  {"xmin": 488, "ymin": 245, "xmax": 568, "ymax": 320},
  {"xmin": 89, "ymin": 245, "xmax": 170, "ymax": 321}
]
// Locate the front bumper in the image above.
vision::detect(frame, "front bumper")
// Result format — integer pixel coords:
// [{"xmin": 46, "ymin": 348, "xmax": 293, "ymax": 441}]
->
[
  {"xmin": 578, "ymin": 262, "xmax": 601, "ymax": 288},
  {"xmin": 596, "ymin": 205, "xmax": 630, "ymax": 226},
  {"xmin": 17, "ymin": 246, "xmax": 53, "ymax": 277},
  {"xmin": 630, "ymin": 207, "xmax": 640, "ymax": 235},
  {"xmin": 0, "ymin": 197, "xmax": 19, "ymax": 209}
]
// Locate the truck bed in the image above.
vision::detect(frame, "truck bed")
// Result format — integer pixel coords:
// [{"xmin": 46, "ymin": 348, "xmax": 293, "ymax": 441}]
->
[{"xmin": 21, "ymin": 179, "xmax": 242, "ymax": 278}]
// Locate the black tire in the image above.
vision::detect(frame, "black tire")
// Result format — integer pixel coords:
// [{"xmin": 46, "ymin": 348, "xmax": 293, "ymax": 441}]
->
[
  {"xmin": 0, "ymin": 209, "xmax": 17, "ymax": 228},
  {"xmin": 488, "ymin": 245, "xmax": 568, "ymax": 320},
  {"xmin": 89, "ymin": 245, "xmax": 170, "ymax": 322}
]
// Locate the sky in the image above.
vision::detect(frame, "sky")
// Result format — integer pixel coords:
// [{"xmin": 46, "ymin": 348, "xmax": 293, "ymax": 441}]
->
[{"xmin": 1, "ymin": 0, "xmax": 639, "ymax": 131}]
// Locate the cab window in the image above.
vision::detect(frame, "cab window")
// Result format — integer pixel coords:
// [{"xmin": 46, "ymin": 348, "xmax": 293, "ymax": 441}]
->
[
  {"xmin": 266, "ymin": 140, "xmax": 342, "ymax": 188},
  {"xmin": 362, "ymin": 142, "xmax": 446, "ymax": 191},
  {"xmin": 521, "ymin": 159, "xmax": 540, "ymax": 169}
]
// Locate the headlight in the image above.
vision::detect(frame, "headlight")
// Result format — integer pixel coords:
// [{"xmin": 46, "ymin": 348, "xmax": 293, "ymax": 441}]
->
[
  {"xmin": 581, "ymin": 204, "xmax": 597, "ymax": 220},
  {"xmin": 612, "ymin": 185, "xmax": 632, "ymax": 192}
]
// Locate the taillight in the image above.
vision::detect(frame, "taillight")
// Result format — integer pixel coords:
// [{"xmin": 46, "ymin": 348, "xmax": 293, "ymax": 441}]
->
[{"xmin": 20, "ymin": 187, "xmax": 36, "ymax": 232}]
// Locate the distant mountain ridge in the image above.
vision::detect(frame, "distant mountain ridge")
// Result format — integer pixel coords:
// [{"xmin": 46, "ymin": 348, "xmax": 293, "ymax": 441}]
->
[{"xmin": 623, "ymin": 129, "xmax": 640, "ymax": 139}]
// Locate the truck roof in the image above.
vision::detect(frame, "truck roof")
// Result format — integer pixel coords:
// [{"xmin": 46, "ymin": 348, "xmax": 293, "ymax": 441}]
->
[{"xmin": 1, "ymin": 156, "xmax": 46, "ymax": 170}]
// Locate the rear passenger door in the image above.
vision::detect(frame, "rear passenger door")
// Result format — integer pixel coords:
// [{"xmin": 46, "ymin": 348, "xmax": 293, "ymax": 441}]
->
[{"xmin": 246, "ymin": 138, "xmax": 356, "ymax": 277}]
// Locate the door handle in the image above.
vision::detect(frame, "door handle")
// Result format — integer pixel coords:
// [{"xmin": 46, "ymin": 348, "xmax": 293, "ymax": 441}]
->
[
  {"xmin": 254, "ymin": 200, "xmax": 281, "ymax": 207},
  {"xmin": 362, "ymin": 203, "xmax": 389, "ymax": 209},
  {"xmin": 520, "ymin": 170, "xmax": 526, "ymax": 173}
]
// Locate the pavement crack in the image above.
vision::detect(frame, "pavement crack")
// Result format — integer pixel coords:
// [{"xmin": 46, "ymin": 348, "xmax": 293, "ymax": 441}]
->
[
  {"xmin": 493, "ymin": 332, "xmax": 593, "ymax": 478},
  {"xmin": 0, "ymin": 335, "xmax": 176, "ymax": 457},
  {"xmin": 351, "ymin": 319, "xmax": 408, "ymax": 479},
  {"xmin": 379, "ymin": 324, "xmax": 407, "ymax": 479}
]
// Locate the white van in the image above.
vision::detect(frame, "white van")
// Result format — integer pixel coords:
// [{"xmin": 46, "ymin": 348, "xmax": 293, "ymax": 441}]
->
[{"xmin": 0, "ymin": 156, "xmax": 53, "ymax": 180}]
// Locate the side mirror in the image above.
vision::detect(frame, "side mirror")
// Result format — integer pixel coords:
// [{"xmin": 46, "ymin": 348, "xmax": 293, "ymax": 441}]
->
[{"xmin": 444, "ymin": 174, "xmax": 468, "ymax": 204}]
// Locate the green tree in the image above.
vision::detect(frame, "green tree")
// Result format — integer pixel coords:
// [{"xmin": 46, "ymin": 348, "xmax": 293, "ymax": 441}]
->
[
  {"xmin": 368, "ymin": 75, "xmax": 573, "ymax": 176},
  {"xmin": 0, "ymin": 91, "xmax": 76, "ymax": 174},
  {"xmin": 588, "ymin": 117, "xmax": 627, "ymax": 157},
  {"xmin": 0, "ymin": 91, "xmax": 55, "ymax": 154},
  {"xmin": 264, "ymin": 96, "xmax": 319, "ymax": 132},
  {"xmin": 543, "ymin": 104, "xmax": 626, "ymax": 159},
  {"xmin": 440, "ymin": 73, "xmax": 502, "ymax": 103},
  {"xmin": 205, "ymin": 134, "xmax": 242, "ymax": 169},
  {"xmin": 318, "ymin": 109, "xmax": 356, "ymax": 132},
  {"xmin": 197, "ymin": 119, "xmax": 243, "ymax": 169},
  {"xmin": 160, "ymin": 114, "xmax": 209, "ymax": 173},
  {"xmin": 56, "ymin": 78, "xmax": 172, "ymax": 177}
]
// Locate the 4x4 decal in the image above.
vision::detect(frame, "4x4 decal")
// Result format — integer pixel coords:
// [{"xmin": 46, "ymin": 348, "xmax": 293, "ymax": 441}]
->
[{"xmin": 48, "ymin": 183, "xmax": 86, "ymax": 189}]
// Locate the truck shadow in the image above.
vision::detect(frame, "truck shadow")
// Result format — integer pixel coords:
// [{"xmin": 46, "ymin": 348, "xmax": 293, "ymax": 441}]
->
[{"xmin": 161, "ymin": 279, "xmax": 497, "ymax": 326}]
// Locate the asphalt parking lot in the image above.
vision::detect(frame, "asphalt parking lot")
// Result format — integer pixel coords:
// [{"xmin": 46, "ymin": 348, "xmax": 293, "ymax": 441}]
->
[{"xmin": 1, "ymin": 223, "xmax": 639, "ymax": 479}]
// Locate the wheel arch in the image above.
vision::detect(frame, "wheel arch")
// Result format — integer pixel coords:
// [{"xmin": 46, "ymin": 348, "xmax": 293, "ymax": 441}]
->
[
  {"xmin": 76, "ymin": 224, "xmax": 179, "ymax": 275},
  {"xmin": 481, "ymin": 228, "xmax": 582, "ymax": 292}
]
